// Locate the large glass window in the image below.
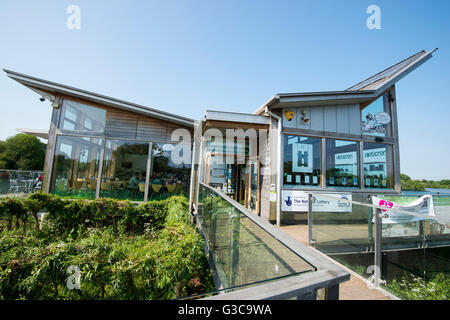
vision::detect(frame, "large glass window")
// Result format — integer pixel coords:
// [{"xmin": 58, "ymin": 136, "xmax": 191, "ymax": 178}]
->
[
  {"xmin": 363, "ymin": 142, "xmax": 394, "ymax": 189},
  {"xmin": 59, "ymin": 99, "xmax": 106, "ymax": 133},
  {"xmin": 283, "ymin": 135, "xmax": 321, "ymax": 188},
  {"xmin": 149, "ymin": 143, "xmax": 191, "ymax": 200},
  {"xmin": 325, "ymin": 139, "xmax": 359, "ymax": 188},
  {"xmin": 361, "ymin": 94, "xmax": 392, "ymax": 137},
  {"xmin": 51, "ymin": 135, "xmax": 103, "ymax": 199},
  {"xmin": 100, "ymin": 140, "xmax": 149, "ymax": 201}
]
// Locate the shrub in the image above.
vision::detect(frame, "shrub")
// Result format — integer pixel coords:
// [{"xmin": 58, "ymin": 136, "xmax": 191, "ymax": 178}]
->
[
  {"xmin": 387, "ymin": 273, "xmax": 450, "ymax": 300},
  {"xmin": 0, "ymin": 194, "xmax": 213, "ymax": 299}
]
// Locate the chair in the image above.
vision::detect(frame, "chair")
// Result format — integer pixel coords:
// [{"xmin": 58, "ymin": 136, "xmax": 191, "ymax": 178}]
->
[
  {"xmin": 166, "ymin": 184, "xmax": 176, "ymax": 193},
  {"xmin": 8, "ymin": 179, "xmax": 19, "ymax": 194},
  {"xmin": 151, "ymin": 184, "xmax": 162, "ymax": 193}
]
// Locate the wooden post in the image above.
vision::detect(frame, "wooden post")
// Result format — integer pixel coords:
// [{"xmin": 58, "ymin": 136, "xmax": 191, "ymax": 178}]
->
[
  {"xmin": 324, "ymin": 284, "xmax": 339, "ymax": 300},
  {"xmin": 308, "ymin": 193, "xmax": 313, "ymax": 246},
  {"xmin": 95, "ymin": 139, "xmax": 106, "ymax": 199},
  {"xmin": 144, "ymin": 142, "xmax": 152, "ymax": 202},
  {"xmin": 42, "ymin": 105, "xmax": 62, "ymax": 193}
]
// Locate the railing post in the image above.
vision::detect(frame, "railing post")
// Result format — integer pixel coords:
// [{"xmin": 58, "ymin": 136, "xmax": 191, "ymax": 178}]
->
[
  {"xmin": 308, "ymin": 193, "xmax": 313, "ymax": 246},
  {"xmin": 324, "ymin": 284, "xmax": 339, "ymax": 300},
  {"xmin": 374, "ymin": 208, "xmax": 382, "ymax": 288},
  {"xmin": 230, "ymin": 208, "xmax": 240, "ymax": 287}
]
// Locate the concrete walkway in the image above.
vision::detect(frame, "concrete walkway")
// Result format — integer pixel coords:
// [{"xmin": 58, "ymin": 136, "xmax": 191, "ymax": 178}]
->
[{"xmin": 279, "ymin": 224, "xmax": 395, "ymax": 300}]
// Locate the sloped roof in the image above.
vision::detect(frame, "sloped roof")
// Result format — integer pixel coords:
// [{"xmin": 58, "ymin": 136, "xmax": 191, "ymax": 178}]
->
[
  {"xmin": 254, "ymin": 49, "xmax": 437, "ymax": 114},
  {"xmin": 16, "ymin": 128, "xmax": 49, "ymax": 140},
  {"xmin": 3, "ymin": 69, "xmax": 195, "ymax": 127},
  {"xmin": 346, "ymin": 49, "xmax": 438, "ymax": 92}
]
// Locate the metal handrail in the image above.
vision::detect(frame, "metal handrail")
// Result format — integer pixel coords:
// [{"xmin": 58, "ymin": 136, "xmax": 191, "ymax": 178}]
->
[
  {"xmin": 306, "ymin": 191, "xmax": 450, "ymax": 224},
  {"xmin": 196, "ymin": 182, "xmax": 350, "ymax": 300}
]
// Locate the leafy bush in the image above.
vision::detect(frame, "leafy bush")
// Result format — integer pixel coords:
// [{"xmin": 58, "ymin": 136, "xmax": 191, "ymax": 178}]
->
[
  {"xmin": 0, "ymin": 194, "xmax": 214, "ymax": 299},
  {"xmin": 386, "ymin": 273, "xmax": 450, "ymax": 300}
]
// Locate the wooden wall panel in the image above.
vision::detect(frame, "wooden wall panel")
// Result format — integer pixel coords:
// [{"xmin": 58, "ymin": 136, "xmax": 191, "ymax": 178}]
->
[
  {"xmin": 323, "ymin": 105, "xmax": 337, "ymax": 132},
  {"xmin": 336, "ymin": 105, "xmax": 349, "ymax": 134},
  {"xmin": 136, "ymin": 117, "xmax": 168, "ymax": 142},
  {"xmin": 297, "ymin": 107, "xmax": 311, "ymax": 130},
  {"xmin": 348, "ymin": 104, "xmax": 361, "ymax": 135},
  {"xmin": 105, "ymin": 108, "xmax": 138, "ymax": 139},
  {"xmin": 283, "ymin": 104, "xmax": 362, "ymax": 136},
  {"xmin": 310, "ymin": 106, "xmax": 324, "ymax": 131}
]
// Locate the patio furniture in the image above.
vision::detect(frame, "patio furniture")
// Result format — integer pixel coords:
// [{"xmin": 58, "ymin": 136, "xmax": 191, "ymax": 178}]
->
[{"xmin": 8, "ymin": 179, "xmax": 19, "ymax": 193}]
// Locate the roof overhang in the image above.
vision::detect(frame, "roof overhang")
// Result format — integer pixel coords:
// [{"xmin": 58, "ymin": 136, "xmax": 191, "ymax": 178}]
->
[
  {"xmin": 205, "ymin": 110, "xmax": 270, "ymax": 125},
  {"xmin": 16, "ymin": 128, "xmax": 49, "ymax": 140},
  {"xmin": 202, "ymin": 110, "xmax": 270, "ymax": 131},
  {"xmin": 3, "ymin": 69, "xmax": 195, "ymax": 128}
]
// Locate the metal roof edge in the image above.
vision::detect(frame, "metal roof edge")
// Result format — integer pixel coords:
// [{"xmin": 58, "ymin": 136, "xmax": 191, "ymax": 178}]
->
[
  {"xmin": 346, "ymin": 48, "xmax": 438, "ymax": 91},
  {"xmin": 3, "ymin": 69, "xmax": 195, "ymax": 128}
]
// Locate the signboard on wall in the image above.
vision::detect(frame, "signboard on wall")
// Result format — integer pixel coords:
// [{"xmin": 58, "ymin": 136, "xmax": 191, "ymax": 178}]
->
[
  {"xmin": 282, "ymin": 190, "xmax": 352, "ymax": 212},
  {"xmin": 292, "ymin": 143, "xmax": 313, "ymax": 173}
]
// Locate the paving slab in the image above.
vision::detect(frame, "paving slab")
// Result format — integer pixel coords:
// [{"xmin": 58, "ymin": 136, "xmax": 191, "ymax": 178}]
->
[{"xmin": 280, "ymin": 224, "xmax": 392, "ymax": 300}]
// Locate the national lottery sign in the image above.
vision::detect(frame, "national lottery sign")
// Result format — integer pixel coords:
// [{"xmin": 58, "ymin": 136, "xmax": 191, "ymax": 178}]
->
[
  {"xmin": 282, "ymin": 190, "xmax": 352, "ymax": 212},
  {"xmin": 372, "ymin": 195, "xmax": 436, "ymax": 224}
]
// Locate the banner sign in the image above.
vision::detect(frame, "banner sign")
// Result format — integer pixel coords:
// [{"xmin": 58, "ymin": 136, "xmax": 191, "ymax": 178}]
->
[
  {"xmin": 372, "ymin": 195, "xmax": 436, "ymax": 224},
  {"xmin": 282, "ymin": 190, "xmax": 352, "ymax": 212}
]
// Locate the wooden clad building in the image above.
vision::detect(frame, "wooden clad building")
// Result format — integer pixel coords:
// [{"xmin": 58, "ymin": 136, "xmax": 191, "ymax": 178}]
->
[
  {"xmin": 4, "ymin": 49, "xmax": 438, "ymax": 225},
  {"xmin": 5, "ymin": 69, "xmax": 194, "ymax": 202}
]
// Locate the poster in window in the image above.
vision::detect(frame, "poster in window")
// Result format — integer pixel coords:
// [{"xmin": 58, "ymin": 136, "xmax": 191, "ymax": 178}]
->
[{"xmin": 292, "ymin": 143, "xmax": 313, "ymax": 173}]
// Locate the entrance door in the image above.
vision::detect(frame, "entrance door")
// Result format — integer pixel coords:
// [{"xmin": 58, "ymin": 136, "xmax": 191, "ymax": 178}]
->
[
  {"xmin": 205, "ymin": 152, "xmax": 260, "ymax": 215},
  {"xmin": 248, "ymin": 158, "xmax": 260, "ymax": 214}
]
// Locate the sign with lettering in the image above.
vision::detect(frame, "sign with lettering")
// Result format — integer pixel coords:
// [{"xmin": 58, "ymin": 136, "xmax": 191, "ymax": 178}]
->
[
  {"xmin": 282, "ymin": 190, "xmax": 352, "ymax": 212},
  {"xmin": 372, "ymin": 195, "xmax": 436, "ymax": 224}
]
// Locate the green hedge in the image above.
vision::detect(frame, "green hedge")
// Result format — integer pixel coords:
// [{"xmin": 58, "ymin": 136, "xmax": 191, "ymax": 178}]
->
[
  {"xmin": 0, "ymin": 194, "xmax": 214, "ymax": 299},
  {"xmin": 0, "ymin": 193, "xmax": 181, "ymax": 237}
]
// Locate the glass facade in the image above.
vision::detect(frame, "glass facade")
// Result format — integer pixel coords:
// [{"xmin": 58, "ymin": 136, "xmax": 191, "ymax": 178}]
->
[
  {"xmin": 59, "ymin": 100, "xmax": 106, "ymax": 133},
  {"xmin": 283, "ymin": 135, "xmax": 321, "ymax": 188},
  {"xmin": 325, "ymin": 139, "xmax": 359, "ymax": 189},
  {"xmin": 363, "ymin": 142, "xmax": 394, "ymax": 189},
  {"xmin": 50, "ymin": 98, "xmax": 192, "ymax": 201},
  {"xmin": 150, "ymin": 143, "xmax": 191, "ymax": 200},
  {"xmin": 361, "ymin": 93, "xmax": 392, "ymax": 137},
  {"xmin": 51, "ymin": 135, "xmax": 103, "ymax": 199},
  {"xmin": 281, "ymin": 135, "xmax": 395, "ymax": 191},
  {"xmin": 100, "ymin": 140, "xmax": 149, "ymax": 201}
]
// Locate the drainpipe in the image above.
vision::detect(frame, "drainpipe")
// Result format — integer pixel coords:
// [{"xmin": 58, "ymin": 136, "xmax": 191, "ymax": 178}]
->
[{"xmin": 264, "ymin": 106, "xmax": 282, "ymax": 227}]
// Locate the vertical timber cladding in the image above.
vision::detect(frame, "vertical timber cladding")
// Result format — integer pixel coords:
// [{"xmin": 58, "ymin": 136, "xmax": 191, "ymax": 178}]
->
[
  {"xmin": 282, "ymin": 104, "xmax": 361, "ymax": 136},
  {"xmin": 105, "ymin": 106, "xmax": 192, "ymax": 142}
]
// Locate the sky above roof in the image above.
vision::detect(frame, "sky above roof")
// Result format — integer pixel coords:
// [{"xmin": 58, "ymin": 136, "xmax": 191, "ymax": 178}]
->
[{"xmin": 0, "ymin": 0, "xmax": 449, "ymax": 180}]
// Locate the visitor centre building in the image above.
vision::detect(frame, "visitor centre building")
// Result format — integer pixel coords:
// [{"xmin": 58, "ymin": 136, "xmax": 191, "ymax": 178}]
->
[{"xmin": 3, "ymin": 49, "xmax": 438, "ymax": 225}]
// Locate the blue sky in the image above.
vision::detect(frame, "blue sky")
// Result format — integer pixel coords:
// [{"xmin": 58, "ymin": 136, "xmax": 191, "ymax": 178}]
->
[{"xmin": 0, "ymin": 0, "xmax": 449, "ymax": 180}]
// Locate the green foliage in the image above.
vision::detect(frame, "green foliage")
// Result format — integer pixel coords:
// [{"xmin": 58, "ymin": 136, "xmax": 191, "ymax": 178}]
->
[
  {"xmin": 401, "ymin": 173, "xmax": 450, "ymax": 191},
  {"xmin": 0, "ymin": 133, "xmax": 46, "ymax": 170},
  {"xmin": 0, "ymin": 194, "xmax": 214, "ymax": 299},
  {"xmin": 386, "ymin": 273, "xmax": 450, "ymax": 300}
]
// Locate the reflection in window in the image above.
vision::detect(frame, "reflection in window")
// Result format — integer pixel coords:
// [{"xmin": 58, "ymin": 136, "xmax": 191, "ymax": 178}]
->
[
  {"xmin": 59, "ymin": 100, "xmax": 106, "ymax": 133},
  {"xmin": 100, "ymin": 140, "xmax": 149, "ymax": 201},
  {"xmin": 361, "ymin": 94, "xmax": 391, "ymax": 137},
  {"xmin": 150, "ymin": 143, "xmax": 191, "ymax": 200},
  {"xmin": 51, "ymin": 135, "xmax": 103, "ymax": 199},
  {"xmin": 326, "ymin": 139, "xmax": 359, "ymax": 188},
  {"xmin": 283, "ymin": 135, "xmax": 321, "ymax": 187},
  {"xmin": 363, "ymin": 142, "xmax": 394, "ymax": 189}
]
